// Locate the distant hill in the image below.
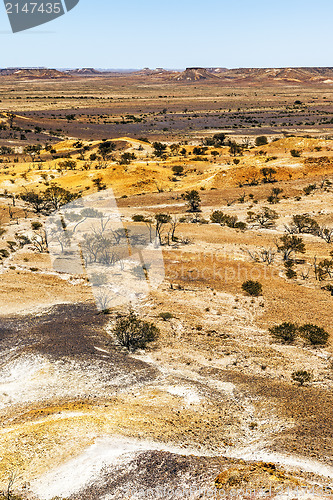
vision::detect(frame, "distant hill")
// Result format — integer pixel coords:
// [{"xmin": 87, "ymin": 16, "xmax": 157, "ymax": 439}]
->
[
  {"xmin": 1, "ymin": 66, "xmax": 333, "ymax": 84},
  {"xmin": 171, "ymin": 67, "xmax": 222, "ymax": 81},
  {"xmin": 0, "ymin": 68, "xmax": 71, "ymax": 79},
  {"xmin": 67, "ymin": 67, "xmax": 173, "ymax": 77},
  {"xmin": 206, "ymin": 67, "xmax": 229, "ymax": 74},
  {"xmin": 221, "ymin": 67, "xmax": 333, "ymax": 84},
  {"xmin": 66, "ymin": 68, "xmax": 104, "ymax": 76},
  {"xmin": 134, "ymin": 67, "xmax": 174, "ymax": 76},
  {"xmin": 171, "ymin": 67, "xmax": 333, "ymax": 84}
]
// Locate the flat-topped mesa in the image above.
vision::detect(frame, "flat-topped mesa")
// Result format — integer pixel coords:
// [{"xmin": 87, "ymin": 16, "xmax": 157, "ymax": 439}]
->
[
  {"xmin": 172, "ymin": 67, "xmax": 221, "ymax": 81},
  {"xmin": 0, "ymin": 67, "xmax": 71, "ymax": 79}
]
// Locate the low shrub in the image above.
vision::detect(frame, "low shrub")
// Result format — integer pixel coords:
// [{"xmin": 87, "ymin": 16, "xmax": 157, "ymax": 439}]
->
[
  {"xmin": 158, "ymin": 312, "xmax": 174, "ymax": 321},
  {"xmin": 255, "ymin": 136, "xmax": 268, "ymax": 146},
  {"xmin": 31, "ymin": 221, "xmax": 42, "ymax": 230},
  {"xmin": 298, "ymin": 324, "xmax": 329, "ymax": 346},
  {"xmin": 242, "ymin": 280, "xmax": 262, "ymax": 296},
  {"xmin": 269, "ymin": 322, "xmax": 329, "ymax": 346},
  {"xmin": 0, "ymin": 249, "xmax": 10, "ymax": 258},
  {"xmin": 269, "ymin": 322, "xmax": 298, "ymax": 344},
  {"xmin": 292, "ymin": 370, "xmax": 312, "ymax": 386},
  {"xmin": 113, "ymin": 311, "xmax": 159, "ymax": 351}
]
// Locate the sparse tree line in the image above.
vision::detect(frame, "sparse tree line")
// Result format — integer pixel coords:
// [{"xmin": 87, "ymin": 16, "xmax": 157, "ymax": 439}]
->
[
  {"xmin": 129, "ymin": 186, "xmax": 333, "ymax": 289},
  {"xmin": 150, "ymin": 134, "xmax": 272, "ymax": 162},
  {"xmin": 244, "ymin": 232, "xmax": 333, "ymax": 287},
  {"xmin": 11, "ymin": 184, "xmax": 333, "ymax": 294},
  {"xmin": 0, "ymin": 139, "xmax": 136, "ymax": 167},
  {"xmin": 20, "ymin": 185, "xmax": 79, "ymax": 214},
  {"xmin": 131, "ymin": 190, "xmax": 203, "ymax": 245},
  {"xmin": 211, "ymin": 206, "xmax": 333, "ymax": 243},
  {"xmin": 231, "ymin": 202, "xmax": 333, "ymax": 288},
  {"xmin": 38, "ymin": 209, "xmax": 135, "ymax": 270},
  {"xmin": 0, "ymin": 186, "xmax": 80, "ymax": 261},
  {"xmin": 269, "ymin": 321, "xmax": 329, "ymax": 346},
  {"xmin": 132, "ymin": 213, "xmax": 180, "ymax": 246},
  {"xmin": 285, "ymin": 213, "xmax": 333, "ymax": 243},
  {"xmin": 151, "ymin": 133, "xmax": 250, "ymax": 160}
]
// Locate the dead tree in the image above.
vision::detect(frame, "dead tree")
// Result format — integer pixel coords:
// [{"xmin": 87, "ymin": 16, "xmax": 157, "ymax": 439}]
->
[
  {"xmin": 32, "ymin": 229, "xmax": 48, "ymax": 253},
  {"xmin": 242, "ymin": 247, "xmax": 276, "ymax": 265},
  {"xmin": 5, "ymin": 469, "xmax": 18, "ymax": 500},
  {"xmin": 318, "ymin": 227, "xmax": 333, "ymax": 244},
  {"xmin": 169, "ymin": 215, "xmax": 181, "ymax": 242}
]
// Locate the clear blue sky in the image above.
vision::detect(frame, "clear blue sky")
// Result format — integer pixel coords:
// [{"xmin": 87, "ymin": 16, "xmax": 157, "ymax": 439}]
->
[{"xmin": 0, "ymin": 0, "xmax": 332, "ymax": 69}]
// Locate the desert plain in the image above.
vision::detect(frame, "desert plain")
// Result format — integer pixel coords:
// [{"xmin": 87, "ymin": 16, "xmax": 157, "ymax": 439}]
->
[{"xmin": 0, "ymin": 67, "xmax": 332, "ymax": 499}]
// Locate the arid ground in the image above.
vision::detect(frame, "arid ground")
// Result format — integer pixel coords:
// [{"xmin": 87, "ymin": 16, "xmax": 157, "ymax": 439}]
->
[{"xmin": 0, "ymin": 70, "xmax": 332, "ymax": 499}]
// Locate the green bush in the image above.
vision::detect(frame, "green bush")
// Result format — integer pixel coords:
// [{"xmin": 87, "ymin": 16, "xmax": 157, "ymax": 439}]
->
[
  {"xmin": 255, "ymin": 136, "xmax": 268, "ymax": 146},
  {"xmin": 31, "ymin": 221, "xmax": 42, "ymax": 231},
  {"xmin": 0, "ymin": 495, "xmax": 24, "ymax": 500},
  {"xmin": 172, "ymin": 165, "xmax": 184, "ymax": 176},
  {"xmin": 185, "ymin": 190, "xmax": 201, "ymax": 212},
  {"xmin": 158, "ymin": 312, "xmax": 174, "ymax": 321},
  {"xmin": 289, "ymin": 214, "xmax": 319, "ymax": 235},
  {"xmin": 210, "ymin": 211, "xmax": 244, "ymax": 229},
  {"xmin": 269, "ymin": 322, "xmax": 329, "ymax": 346},
  {"xmin": 242, "ymin": 280, "xmax": 262, "ymax": 296},
  {"xmin": 269, "ymin": 322, "xmax": 297, "ymax": 343},
  {"xmin": 285, "ymin": 268, "xmax": 297, "ymax": 279},
  {"xmin": 234, "ymin": 221, "xmax": 247, "ymax": 231},
  {"xmin": 298, "ymin": 324, "xmax": 329, "ymax": 346},
  {"xmin": 113, "ymin": 311, "xmax": 159, "ymax": 351},
  {"xmin": 284, "ymin": 260, "xmax": 297, "ymax": 279},
  {"xmin": 303, "ymin": 184, "xmax": 316, "ymax": 195},
  {"xmin": 292, "ymin": 370, "xmax": 312, "ymax": 386},
  {"xmin": 0, "ymin": 249, "xmax": 10, "ymax": 258},
  {"xmin": 132, "ymin": 214, "xmax": 146, "ymax": 222},
  {"xmin": 211, "ymin": 210, "xmax": 225, "ymax": 224}
]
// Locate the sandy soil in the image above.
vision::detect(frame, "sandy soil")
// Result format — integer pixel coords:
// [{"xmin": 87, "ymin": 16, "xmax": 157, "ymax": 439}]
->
[{"xmin": 0, "ymin": 84, "xmax": 333, "ymax": 498}]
